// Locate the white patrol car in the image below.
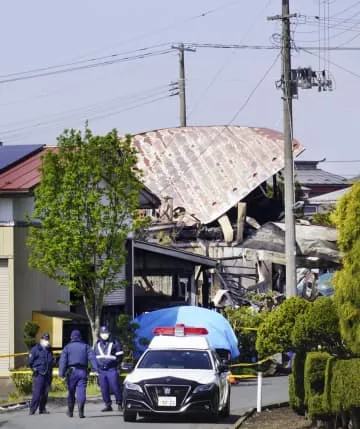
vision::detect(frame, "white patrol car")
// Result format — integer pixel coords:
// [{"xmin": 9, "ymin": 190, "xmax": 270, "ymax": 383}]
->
[{"xmin": 122, "ymin": 324, "xmax": 231, "ymax": 422}]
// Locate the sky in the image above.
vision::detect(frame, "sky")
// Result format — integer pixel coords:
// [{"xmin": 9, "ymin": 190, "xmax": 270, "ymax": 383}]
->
[{"xmin": 1, "ymin": 0, "xmax": 360, "ymax": 179}]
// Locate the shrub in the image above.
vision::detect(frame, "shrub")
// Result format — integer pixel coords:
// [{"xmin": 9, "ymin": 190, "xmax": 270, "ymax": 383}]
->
[
  {"xmin": 256, "ymin": 297, "xmax": 309, "ymax": 358},
  {"xmin": 10, "ymin": 368, "xmax": 33, "ymax": 395},
  {"xmin": 225, "ymin": 306, "xmax": 267, "ymax": 362},
  {"xmin": 325, "ymin": 358, "xmax": 360, "ymax": 413},
  {"xmin": 24, "ymin": 321, "xmax": 40, "ymax": 350},
  {"xmin": 289, "ymin": 352, "xmax": 306, "ymax": 413},
  {"xmin": 292, "ymin": 297, "xmax": 345, "ymax": 354},
  {"xmin": 304, "ymin": 352, "xmax": 331, "ymax": 419}
]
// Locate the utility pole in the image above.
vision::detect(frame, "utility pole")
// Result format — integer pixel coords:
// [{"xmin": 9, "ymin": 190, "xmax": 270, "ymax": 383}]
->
[
  {"xmin": 268, "ymin": 2, "xmax": 333, "ymax": 298},
  {"xmin": 282, "ymin": 0, "xmax": 297, "ymax": 298},
  {"xmin": 269, "ymin": 1, "xmax": 297, "ymax": 297},
  {"xmin": 172, "ymin": 43, "xmax": 195, "ymax": 127}
]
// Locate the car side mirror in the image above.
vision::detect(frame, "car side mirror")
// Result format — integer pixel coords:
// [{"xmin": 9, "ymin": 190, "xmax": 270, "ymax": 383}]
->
[
  {"xmin": 218, "ymin": 364, "xmax": 229, "ymax": 373},
  {"xmin": 121, "ymin": 361, "xmax": 134, "ymax": 371}
]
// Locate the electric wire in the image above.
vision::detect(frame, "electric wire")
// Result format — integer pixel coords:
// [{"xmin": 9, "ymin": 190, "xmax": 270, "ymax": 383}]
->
[{"xmin": 0, "ymin": 49, "xmax": 174, "ymax": 84}]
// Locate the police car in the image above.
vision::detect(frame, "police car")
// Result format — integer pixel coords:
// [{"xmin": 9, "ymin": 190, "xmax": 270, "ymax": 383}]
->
[{"xmin": 123, "ymin": 324, "xmax": 231, "ymax": 422}]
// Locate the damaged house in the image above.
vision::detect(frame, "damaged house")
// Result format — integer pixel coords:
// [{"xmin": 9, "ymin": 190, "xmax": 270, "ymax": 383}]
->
[{"xmin": 131, "ymin": 126, "xmax": 341, "ymax": 307}]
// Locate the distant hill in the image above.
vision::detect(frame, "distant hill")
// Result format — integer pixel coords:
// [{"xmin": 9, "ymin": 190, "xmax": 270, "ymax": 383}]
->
[{"xmin": 350, "ymin": 175, "xmax": 360, "ymax": 183}]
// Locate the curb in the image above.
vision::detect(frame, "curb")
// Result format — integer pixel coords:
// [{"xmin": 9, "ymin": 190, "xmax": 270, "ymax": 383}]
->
[
  {"xmin": 0, "ymin": 395, "xmax": 104, "ymax": 412},
  {"xmin": 231, "ymin": 402, "xmax": 289, "ymax": 428},
  {"xmin": 231, "ymin": 408, "xmax": 256, "ymax": 429}
]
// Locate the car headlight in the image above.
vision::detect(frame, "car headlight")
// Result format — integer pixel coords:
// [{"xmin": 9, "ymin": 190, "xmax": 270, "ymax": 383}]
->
[
  {"xmin": 193, "ymin": 383, "xmax": 216, "ymax": 393},
  {"xmin": 124, "ymin": 382, "xmax": 143, "ymax": 393}
]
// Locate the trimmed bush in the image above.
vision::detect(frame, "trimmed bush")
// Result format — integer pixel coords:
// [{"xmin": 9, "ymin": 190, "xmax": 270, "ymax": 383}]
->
[
  {"xmin": 292, "ymin": 297, "xmax": 345, "ymax": 355},
  {"xmin": 289, "ymin": 352, "xmax": 306, "ymax": 413},
  {"xmin": 325, "ymin": 358, "xmax": 360, "ymax": 413},
  {"xmin": 256, "ymin": 297, "xmax": 309, "ymax": 358},
  {"xmin": 304, "ymin": 351, "xmax": 331, "ymax": 419}
]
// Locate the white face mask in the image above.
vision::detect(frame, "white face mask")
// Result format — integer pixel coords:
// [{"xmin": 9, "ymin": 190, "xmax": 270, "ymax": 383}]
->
[
  {"xmin": 40, "ymin": 339, "xmax": 50, "ymax": 348},
  {"xmin": 100, "ymin": 333, "xmax": 109, "ymax": 341}
]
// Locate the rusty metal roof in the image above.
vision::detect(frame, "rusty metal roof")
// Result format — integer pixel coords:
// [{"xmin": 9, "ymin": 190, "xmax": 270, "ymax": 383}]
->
[
  {"xmin": 133, "ymin": 126, "xmax": 304, "ymax": 225},
  {"xmin": 0, "ymin": 147, "xmax": 53, "ymax": 192}
]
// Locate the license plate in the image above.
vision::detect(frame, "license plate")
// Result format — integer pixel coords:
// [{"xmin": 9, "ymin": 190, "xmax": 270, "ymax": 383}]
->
[{"xmin": 158, "ymin": 396, "xmax": 176, "ymax": 407}]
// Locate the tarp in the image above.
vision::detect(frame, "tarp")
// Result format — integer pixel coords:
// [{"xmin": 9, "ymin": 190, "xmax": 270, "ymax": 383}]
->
[{"xmin": 133, "ymin": 306, "xmax": 240, "ymax": 358}]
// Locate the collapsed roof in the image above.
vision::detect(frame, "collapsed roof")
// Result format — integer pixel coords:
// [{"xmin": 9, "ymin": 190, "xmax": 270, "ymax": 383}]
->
[
  {"xmin": 133, "ymin": 126, "xmax": 304, "ymax": 225},
  {"xmin": 241, "ymin": 222, "xmax": 340, "ymax": 263}
]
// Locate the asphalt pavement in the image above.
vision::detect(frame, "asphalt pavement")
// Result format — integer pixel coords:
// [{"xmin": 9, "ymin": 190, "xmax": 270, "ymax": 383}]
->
[{"xmin": 0, "ymin": 376, "xmax": 289, "ymax": 429}]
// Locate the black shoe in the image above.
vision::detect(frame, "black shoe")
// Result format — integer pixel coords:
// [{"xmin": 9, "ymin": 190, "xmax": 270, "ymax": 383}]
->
[
  {"xmin": 66, "ymin": 403, "xmax": 74, "ymax": 418},
  {"xmin": 39, "ymin": 409, "xmax": 49, "ymax": 414},
  {"xmin": 78, "ymin": 403, "xmax": 85, "ymax": 419},
  {"xmin": 101, "ymin": 405, "xmax": 113, "ymax": 412}
]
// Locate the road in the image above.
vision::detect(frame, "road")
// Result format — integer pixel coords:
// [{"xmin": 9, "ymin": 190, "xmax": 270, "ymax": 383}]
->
[{"xmin": 0, "ymin": 376, "xmax": 288, "ymax": 429}]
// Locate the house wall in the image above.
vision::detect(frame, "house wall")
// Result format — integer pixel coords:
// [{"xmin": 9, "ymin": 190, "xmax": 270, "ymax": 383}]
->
[
  {"xmin": 13, "ymin": 227, "xmax": 69, "ymax": 358},
  {"xmin": 0, "ymin": 226, "xmax": 15, "ymax": 375},
  {"xmin": 0, "ymin": 198, "xmax": 14, "ymax": 223}
]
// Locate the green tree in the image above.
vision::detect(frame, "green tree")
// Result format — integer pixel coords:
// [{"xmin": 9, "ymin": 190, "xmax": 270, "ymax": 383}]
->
[
  {"xmin": 256, "ymin": 297, "xmax": 309, "ymax": 358},
  {"xmin": 331, "ymin": 183, "xmax": 360, "ymax": 355},
  {"xmin": 225, "ymin": 306, "xmax": 267, "ymax": 362},
  {"xmin": 27, "ymin": 128, "xmax": 144, "ymax": 344},
  {"xmin": 312, "ymin": 207, "xmax": 335, "ymax": 227},
  {"xmin": 291, "ymin": 297, "xmax": 346, "ymax": 355}
]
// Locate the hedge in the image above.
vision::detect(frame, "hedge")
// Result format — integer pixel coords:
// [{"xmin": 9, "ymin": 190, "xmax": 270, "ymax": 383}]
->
[
  {"xmin": 324, "ymin": 358, "xmax": 360, "ymax": 413},
  {"xmin": 304, "ymin": 351, "xmax": 331, "ymax": 419},
  {"xmin": 289, "ymin": 352, "xmax": 306, "ymax": 413},
  {"xmin": 10, "ymin": 369, "xmax": 100, "ymax": 396}
]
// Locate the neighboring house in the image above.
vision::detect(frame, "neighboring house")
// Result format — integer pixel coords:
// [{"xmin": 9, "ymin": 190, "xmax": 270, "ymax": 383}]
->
[
  {"xmin": 304, "ymin": 186, "xmax": 352, "ymax": 215},
  {"xmin": 295, "ymin": 160, "xmax": 350, "ymax": 202},
  {"xmin": 0, "ymin": 144, "xmax": 216, "ymax": 374}
]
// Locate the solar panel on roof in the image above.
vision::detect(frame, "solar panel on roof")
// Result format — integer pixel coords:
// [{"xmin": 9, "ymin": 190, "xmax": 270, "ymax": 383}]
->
[{"xmin": 0, "ymin": 144, "xmax": 44, "ymax": 172}]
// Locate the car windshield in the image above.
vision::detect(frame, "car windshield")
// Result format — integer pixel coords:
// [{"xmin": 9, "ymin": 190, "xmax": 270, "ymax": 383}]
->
[{"xmin": 137, "ymin": 350, "xmax": 213, "ymax": 370}]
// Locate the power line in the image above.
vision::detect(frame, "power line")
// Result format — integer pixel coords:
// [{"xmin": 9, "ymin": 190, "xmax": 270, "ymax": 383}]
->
[
  {"xmin": 0, "ymin": 84, "xmax": 175, "ymax": 137},
  {"xmin": 0, "ymin": 49, "xmax": 174, "ymax": 84},
  {"xmin": 157, "ymin": 52, "xmax": 282, "ymax": 195},
  {"xmin": 0, "ymin": 43, "xmax": 171, "ymax": 80},
  {"xmin": 188, "ymin": 0, "xmax": 276, "ymax": 120},
  {"xmin": 46, "ymin": 0, "xmax": 243, "ymax": 64}
]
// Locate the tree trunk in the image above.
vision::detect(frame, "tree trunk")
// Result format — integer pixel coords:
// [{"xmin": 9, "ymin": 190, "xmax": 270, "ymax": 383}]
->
[{"xmin": 83, "ymin": 294, "xmax": 102, "ymax": 347}]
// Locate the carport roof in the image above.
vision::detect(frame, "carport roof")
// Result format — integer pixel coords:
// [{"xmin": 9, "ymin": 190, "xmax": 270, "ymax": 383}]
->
[{"xmin": 134, "ymin": 240, "xmax": 217, "ymax": 268}]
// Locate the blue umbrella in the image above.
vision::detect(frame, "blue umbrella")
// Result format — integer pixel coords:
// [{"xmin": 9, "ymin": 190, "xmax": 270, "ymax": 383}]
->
[{"xmin": 133, "ymin": 306, "xmax": 240, "ymax": 358}]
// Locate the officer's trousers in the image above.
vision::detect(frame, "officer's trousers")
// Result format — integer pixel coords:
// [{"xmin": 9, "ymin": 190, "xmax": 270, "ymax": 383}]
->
[
  {"xmin": 67, "ymin": 368, "xmax": 88, "ymax": 407},
  {"xmin": 98, "ymin": 368, "xmax": 122, "ymax": 406},
  {"xmin": 29, "ymin": 373, "xmax": 52, "ymax": 414}
]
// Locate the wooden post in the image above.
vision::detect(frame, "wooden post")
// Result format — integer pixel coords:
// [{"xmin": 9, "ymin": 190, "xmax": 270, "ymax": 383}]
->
[{"xmin": 236, "ymin": 202, "xmax": 247, "ymax": 243}]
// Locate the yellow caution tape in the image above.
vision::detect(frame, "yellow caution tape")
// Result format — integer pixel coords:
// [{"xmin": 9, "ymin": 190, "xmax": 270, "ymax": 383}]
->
[{"xmin": 230, "ymin": 356, "xmax": 272, "ymax": 367}]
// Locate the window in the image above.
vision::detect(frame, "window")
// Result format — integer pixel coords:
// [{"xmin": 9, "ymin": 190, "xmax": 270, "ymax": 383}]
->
[
  {"xmin": 304, "ymin": 205, "xmax": 318, "ymax": 215},
  {"xmin": 138, "ymin": 350, "xmax": 213, "ymax": 370}
]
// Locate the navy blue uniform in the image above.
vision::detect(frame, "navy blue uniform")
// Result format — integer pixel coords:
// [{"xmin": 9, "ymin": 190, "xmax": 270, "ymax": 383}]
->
[
  {"xmin": 28, "ymin": 341, "xmax": 54, "ymax": 414},
  {"xmin": 94, "ymin": 338, "xmax": 123, "ymax": 408},
  {"xmin": 59, "ymin": 330, "xmax": 98, "ymax": 418}
]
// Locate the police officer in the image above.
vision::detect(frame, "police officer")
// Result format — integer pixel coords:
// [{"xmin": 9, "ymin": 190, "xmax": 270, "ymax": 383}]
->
[
  {"xmin": 94, "ymin": 326, "xmax": 124, "ymax": 412},
  {"xmin": 58, "ymin": 329, "xmax": 98, "ymax": 418},
  {"xmin": 28, "ymin": 332, "xmax": 54, "ymax": 415}
]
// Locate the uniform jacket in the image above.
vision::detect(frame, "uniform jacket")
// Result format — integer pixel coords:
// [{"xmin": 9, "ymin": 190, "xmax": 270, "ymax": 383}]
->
[
  {"xmin": 28, "ymin": 344, "xmax": 54, "ymax": 376},
  {"xmin": 58, "ymin": 339, "xmax": 98, "ymax": 378},
  {"xmin": 94, "ymin": 338, "xmax": 123, "ymax": 371}
]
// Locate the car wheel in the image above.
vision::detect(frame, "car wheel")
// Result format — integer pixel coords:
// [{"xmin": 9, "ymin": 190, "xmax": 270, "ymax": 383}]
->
[
  {"xmin": 220, "ymin": 389, "xmax": 231, "ymax": 418},
  {"xmin": 209, "ymin": 393, "xmax": 220, "ymax": 422},
  {"xmin": 123, "ymin": 409, "xmax": 137, "ymax": 422}
]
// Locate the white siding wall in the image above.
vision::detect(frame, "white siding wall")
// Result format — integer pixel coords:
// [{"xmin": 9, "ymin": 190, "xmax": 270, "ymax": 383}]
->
[
  {"xmin": 0, "ymin": 199, "xmax": 13, "ymax": 223},
  {"xmin": 0, "ymin": 260, "xmax": 10, "ymax": 374},
  {"xmin": 13, "ymin": 197, "xmax": 34, "ymax": 222}
]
